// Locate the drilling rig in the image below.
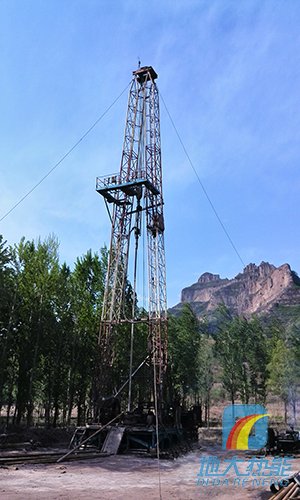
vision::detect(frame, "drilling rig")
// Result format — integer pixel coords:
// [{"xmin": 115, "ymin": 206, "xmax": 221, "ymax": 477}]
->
[{"xmin": 94, "ymin": 66, "xmax": 168, "ymax": 425}]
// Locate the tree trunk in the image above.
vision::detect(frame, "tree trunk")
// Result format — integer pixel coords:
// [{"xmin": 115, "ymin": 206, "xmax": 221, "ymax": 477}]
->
[
  {"xmin": 53, "ymin": 398, "xmax": 59, "ymax": 428},
  {"xmin": 231, "ymin": 391, "xmax": 235, "ymax": 406},
  {"xmin": 45, "ymin": 402, "xmax": 51, "ymax": 427},
  {"xmin": 67, "ymin": 381, "xmax": 75, "ymax": 426},
  {"xmin": 206, "ymin": 392, "xmax": 210, "ymax": 428},
  {"xmin": 27, "ymin": 297, "xmax": 43, "ymax": 427},
  {"xmin": 0, "ymin": 288, "xmax": 17, "ymax": 410},
  {"xmin": 284, "ymin": 400, "xmax": 288, "ymax": 424}
]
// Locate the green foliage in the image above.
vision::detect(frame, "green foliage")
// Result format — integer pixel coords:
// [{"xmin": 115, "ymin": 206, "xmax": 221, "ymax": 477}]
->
[
  {"xmin": 68, "ymin": 249, "xmax": 105, "ymax": 424},
  {"xmin": 0, "ymin": 233, "xmax": 108, "ymax": 426},
  {"xmin": 168, "ymin": 304, "xmax": 201, "ymax": 401},
  {"xmin": 267, "ymin": 339, "xmax": 291, "ymax": 403},
  {"xmin": 196, "ymin": 337, "xmax": 214, "ymax": 402},
  {"xmin": 267, "ymin": 326, "xmax": 300, "ymax": 424},
  {"xmin": 0, "ymin": 230, "xmax": 299, "ymax": 427},
  {"xmin": 196, "ymin": 335, "xmax": 214, "ymax": 425},
  {"xmin": 0, "ymin": 236, "xmax": 16, "ymax": 414},
  {"xmin": 215, "ymin": 310, "xmax": 268, "ymax": 404}
]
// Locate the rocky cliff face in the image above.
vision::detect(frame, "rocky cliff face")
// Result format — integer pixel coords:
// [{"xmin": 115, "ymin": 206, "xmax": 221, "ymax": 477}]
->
[{"xmin": 180, "ymin": 262, "xmax": 300, "ymax": 317}]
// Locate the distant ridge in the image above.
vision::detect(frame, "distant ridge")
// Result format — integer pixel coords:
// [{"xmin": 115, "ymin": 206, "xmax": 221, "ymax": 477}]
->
[{"xmin": 171, "ymin": 262, "xmax": 300, "ymax": 322}]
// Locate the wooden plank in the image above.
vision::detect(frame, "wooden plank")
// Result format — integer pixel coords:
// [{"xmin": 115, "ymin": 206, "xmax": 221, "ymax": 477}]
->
[{"xmin": 101, "ymin": 426, "xmax": 126, "ymax": 455}]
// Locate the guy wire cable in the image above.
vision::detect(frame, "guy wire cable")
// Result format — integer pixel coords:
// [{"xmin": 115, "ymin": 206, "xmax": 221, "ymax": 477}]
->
[
  {"xmin": 0, "ymin": 81, "xmax": 131, "ymax": 223},
  {"xmin": 159, "ymin": 91, "xmax": 245, "ymax": 269}
]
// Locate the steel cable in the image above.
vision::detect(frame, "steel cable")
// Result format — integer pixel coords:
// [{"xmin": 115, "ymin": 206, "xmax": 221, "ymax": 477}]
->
[{"xmin": 0, "ymin": 82, "xmax": 131, "ymax": 222}]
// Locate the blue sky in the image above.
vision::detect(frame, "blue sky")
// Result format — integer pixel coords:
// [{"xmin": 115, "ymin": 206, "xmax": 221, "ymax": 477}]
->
[{"xmin": 0, "ymin": 0, "xmax": 299, "ymax": 306}]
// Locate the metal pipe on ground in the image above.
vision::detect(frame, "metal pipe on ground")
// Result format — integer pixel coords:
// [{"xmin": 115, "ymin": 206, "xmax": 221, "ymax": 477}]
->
[
  {"xmin": 270, "ymin": 481, "xmax": 295, "ymax": 500},
  {"xmin": 270, "ymin": 472, "xmax": 300, "ymax": 500}
]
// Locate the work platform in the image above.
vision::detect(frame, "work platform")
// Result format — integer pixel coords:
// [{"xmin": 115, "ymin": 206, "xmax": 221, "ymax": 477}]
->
[
  {"xmin": 70, "ymin": 424, "xmax": 184, "ymax": 455},
  {"xmin": 96, "ymin": 171, "xmax": 160, "ymax": 205}
]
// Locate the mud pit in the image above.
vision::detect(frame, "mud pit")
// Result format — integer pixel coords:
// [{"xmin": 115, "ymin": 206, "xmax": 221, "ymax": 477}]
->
[{"xmin": 0, "ymin": 446, "xmax": 299, "ymax": 499}]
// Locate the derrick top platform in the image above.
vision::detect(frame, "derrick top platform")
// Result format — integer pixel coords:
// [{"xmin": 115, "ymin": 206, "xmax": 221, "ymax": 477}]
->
[{"xmin": 133, "ymin": 66, "xmax": 158, "ymax": 83}]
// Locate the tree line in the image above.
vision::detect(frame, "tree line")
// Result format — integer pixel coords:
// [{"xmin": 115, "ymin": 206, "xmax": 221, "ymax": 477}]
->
[
  {"xmin": 170, "ymin": 306, "xmax": 300, "ymax": 426},
  {"xmin": 0, "ymin": 234, "xmax": 299, "ymax": 427}
]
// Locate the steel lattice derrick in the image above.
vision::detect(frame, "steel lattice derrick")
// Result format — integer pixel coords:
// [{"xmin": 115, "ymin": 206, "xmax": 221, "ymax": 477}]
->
[
  {"xmin": 145, "ymin": 82, "xmax": 168, "ymax": 421},
  {"xmin": 95, "ymin": 66, "xmax": 167, "ymax": 420}
]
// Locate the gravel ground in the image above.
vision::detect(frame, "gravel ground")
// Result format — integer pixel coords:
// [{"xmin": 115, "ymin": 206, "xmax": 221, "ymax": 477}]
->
[{"xmin": 0, "ymin": 446, "xmax": 299, "ymax": 500}]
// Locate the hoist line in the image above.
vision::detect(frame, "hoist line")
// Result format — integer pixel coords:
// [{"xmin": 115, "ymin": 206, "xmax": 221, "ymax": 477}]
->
[{"xmin": 153, "ymin": 356, "xmax": 163, "ymax": 500}]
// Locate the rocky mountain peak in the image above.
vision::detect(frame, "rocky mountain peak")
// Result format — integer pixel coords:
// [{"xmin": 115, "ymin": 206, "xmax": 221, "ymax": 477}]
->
[
  {"xmin": 198, "ymin": 272, "xmax": 222, "ymax": 284},
  {"xmin": 243, "ymin": 261, "xmax": 276, "ymax": 276},
  {"xmin": 179, "ymin": 261, "xmax": 300, "ymax": 318}
]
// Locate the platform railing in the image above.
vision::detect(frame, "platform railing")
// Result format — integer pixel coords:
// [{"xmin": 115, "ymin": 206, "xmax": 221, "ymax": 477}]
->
[{"xmin": 96, "ymin": 170, "xmax": 152, "ymax": 190}]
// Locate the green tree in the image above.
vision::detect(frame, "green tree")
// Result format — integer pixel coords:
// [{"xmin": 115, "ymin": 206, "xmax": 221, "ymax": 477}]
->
[
  {"xmin": 13, "ymin": 235, "xmax": 60, "ymax": 425},
  {"xmin": 0, "ymin": 236, "xmax": 17, "ymax": 417},
  {"xmin": 69, "ymin": 249, "xmax": 106, "ymax": 425},
  {"xmin": 215, "ymin": 315, "xmax": 242, "ymax": 404},
  {"xmin": 215, "ymin": 313, "xmax": 268, "ymax": 405},
  {"xmin": 40, "ymin": 262, "xmax": 74, "ymax": 427},
  {"xmin": 267, "ymin": 334, "xmax": 300, "ymax": 424},
  {"xmin": 245, "ymin": 317, "xmax": 268, "ymax": 403},
  {"xmin": 168, "ymin": 304, "xmax": 201, "ymax": 404},
  {"xmin": 196, "ymin": 335, "xmax": 214, "ymax": 426}
]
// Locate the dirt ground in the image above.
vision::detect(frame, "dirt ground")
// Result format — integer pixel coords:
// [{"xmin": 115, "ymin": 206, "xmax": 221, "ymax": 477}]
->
[{"xmin": 0, "ymin": 444, "xmax": 299, "ymax": 500}]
